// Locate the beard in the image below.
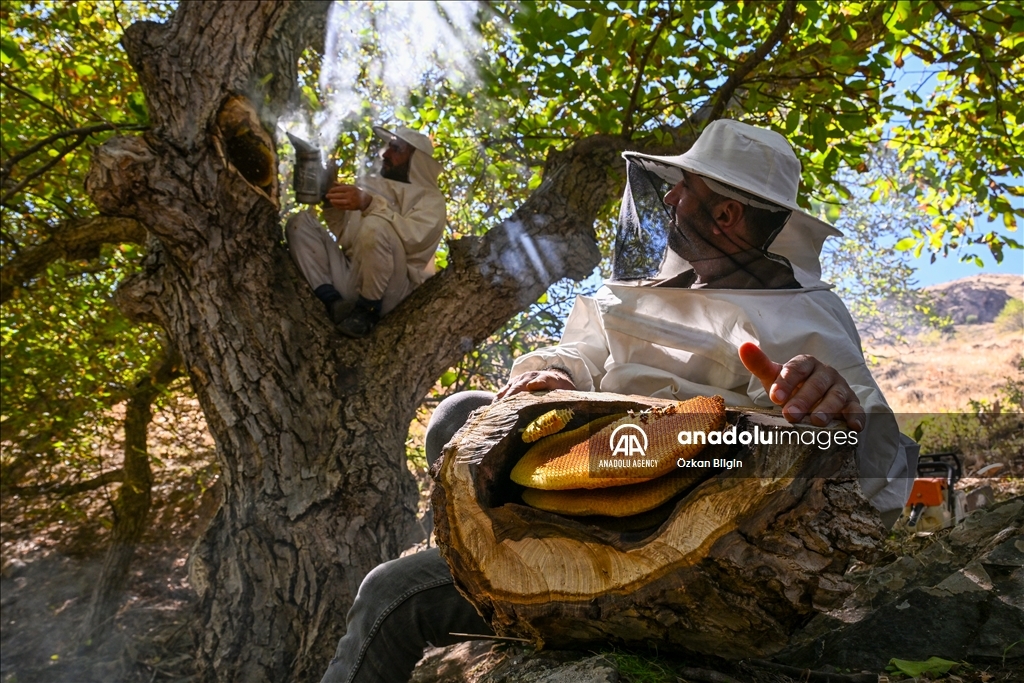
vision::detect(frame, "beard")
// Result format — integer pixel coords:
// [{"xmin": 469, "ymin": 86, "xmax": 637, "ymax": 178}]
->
[
  {"xmin": 667, "ymin": 205, "xmax": 727, "ymax": 264},
  {"xmin": 381, "ymin": 158, "xmax": 411, "ymax": 183}
]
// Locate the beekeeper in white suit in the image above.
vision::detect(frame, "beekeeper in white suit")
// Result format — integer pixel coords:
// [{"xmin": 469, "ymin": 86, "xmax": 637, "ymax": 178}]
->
[
  {"xmin": 499, "ymin": 118, "xmax": 912, "ymax": 521},
  {"xmin": 286, "ymin": 125, "xmax": 446, "ymax": 338}
]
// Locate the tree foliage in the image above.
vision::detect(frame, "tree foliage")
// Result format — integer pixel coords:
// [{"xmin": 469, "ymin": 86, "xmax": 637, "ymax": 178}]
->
[
  {"xmin": 1, "ymin": 1, "xmax": 166, "ymax": 245},
  {"xmin": 882, "ymin": 0, "xmax": 1023, "ymax": 264},
  {"xmin": 473, "ymin": 1, "xmax": 1021, "ymax": 257},
  {"xmin": 822, "ymin": 147, "xmax": 953, "ymax": 345},
  {"xmin": 1, "ymin": 1, "xmax": 173, "ymax": 492}
]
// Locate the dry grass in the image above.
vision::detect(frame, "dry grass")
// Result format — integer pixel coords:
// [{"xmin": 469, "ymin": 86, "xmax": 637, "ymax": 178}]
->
[
  {"xmin": 865, "ymin": 320, "xmax": 1023, "ymax": 493},
  {"xmin": 866, "ymin": 322, "xmax": 1022, "ymax": 414}
]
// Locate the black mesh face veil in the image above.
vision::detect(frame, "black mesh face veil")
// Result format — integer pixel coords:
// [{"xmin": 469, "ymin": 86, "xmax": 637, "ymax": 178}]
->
[
  {"xmin": 615, "ymin": 156, "xmax": 802, "ymax": 287},
  {"xmin": 613, "ymin": 158, "xmax": 674, "ymax": 281}
]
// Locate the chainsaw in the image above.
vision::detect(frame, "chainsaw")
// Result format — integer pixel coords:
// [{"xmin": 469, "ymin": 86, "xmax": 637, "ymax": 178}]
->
[{"xmin": 897, "ymin": 452, "xmax": 966, "ymax": 532}]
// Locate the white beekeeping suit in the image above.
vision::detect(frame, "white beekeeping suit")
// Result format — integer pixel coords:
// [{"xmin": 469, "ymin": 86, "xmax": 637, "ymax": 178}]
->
[
  {"xmin": 511, "ymin": 120, "xmax": 912, "ymax": 521},
  {"xmin": 287, "ymin": 125, "xmax": 446, "ymax": 316}
]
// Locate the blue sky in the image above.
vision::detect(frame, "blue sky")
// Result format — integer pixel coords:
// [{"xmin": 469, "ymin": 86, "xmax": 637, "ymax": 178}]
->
[{"xmin": 909, "ymin": 235, "xmax": 1023, "ymax": 287}]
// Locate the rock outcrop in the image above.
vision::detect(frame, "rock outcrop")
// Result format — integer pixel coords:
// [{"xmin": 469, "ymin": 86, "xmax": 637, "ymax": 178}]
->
[
  {"xmin": 780, "ymin": 497, "xmax": 1023, "ymax": 670},
  {"xmin": 925, "ymin": 273, "xmax": 1022, "ymax": 324}
]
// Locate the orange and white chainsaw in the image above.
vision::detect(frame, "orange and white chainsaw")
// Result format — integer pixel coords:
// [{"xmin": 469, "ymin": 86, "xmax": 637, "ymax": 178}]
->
[{"xmin": 897, "ymin": 452, "xmax": 966, "ymax": 532}]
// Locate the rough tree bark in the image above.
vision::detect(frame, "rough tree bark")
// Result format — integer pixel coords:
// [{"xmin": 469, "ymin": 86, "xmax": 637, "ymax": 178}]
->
[
  {"xmin": 78, "ymin": 343, "xmax": 181, "ymax": 645},
  {"xmin": 81, "ymin": 3, "xmax": 622, "ymax": 680}
]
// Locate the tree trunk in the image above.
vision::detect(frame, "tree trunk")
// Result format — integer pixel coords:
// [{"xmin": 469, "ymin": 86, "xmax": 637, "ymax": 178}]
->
[
  {"xmin": 82, "ymin": 3, "xmax": 627, "ymax": 680},
  {"xmin": 78, "ymin": 344, "xmax": 181, "ymax": 646},
  {"xmin": 432, "ymin": 391, "xmax": 886, "ymax": 658}
]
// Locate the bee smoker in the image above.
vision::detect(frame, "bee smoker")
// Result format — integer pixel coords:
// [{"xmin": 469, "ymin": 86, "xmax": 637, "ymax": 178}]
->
[{"xmin": 287, "ymin": 133, "xmax": 333, "ymax": 204}]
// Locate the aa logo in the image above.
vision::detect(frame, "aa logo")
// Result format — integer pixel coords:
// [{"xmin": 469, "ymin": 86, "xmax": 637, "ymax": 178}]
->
[{"xmin": 609, "ymin": 423, "xmax": 648, "ymax": 458}]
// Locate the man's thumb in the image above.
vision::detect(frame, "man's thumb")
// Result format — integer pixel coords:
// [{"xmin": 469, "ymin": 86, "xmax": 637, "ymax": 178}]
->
[{"xmin": 738, "ymin": 342, "xmax": 782, "ymax": 391}]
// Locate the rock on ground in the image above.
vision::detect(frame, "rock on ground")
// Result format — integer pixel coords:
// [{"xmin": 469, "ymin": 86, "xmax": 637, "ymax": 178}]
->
[
  {"xmin": 780, "ymin": 497, "xmax": 1023, "ymax": 670},
  {"xmin": 411, "ymin": 641, "xmax": 619, "ymax": 683}
]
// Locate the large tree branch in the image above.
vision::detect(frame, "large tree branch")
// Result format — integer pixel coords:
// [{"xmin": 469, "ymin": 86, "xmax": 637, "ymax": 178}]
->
[
  {"xmin": 89, "ymin": 3, "xmax": 332, "ymax": 259},
  {"xmin": 0, "ymin": 122, "xmax": 149, "ymax": 182},
  {"xmin": 1, "ymin": 215, "xmax": 146, "ymax": 304},
  {"xmin": 7, "ymin": 469, "xmax": 125, "ymax": 498},
  {"xmin": 706, "ymin": 0, "xmax": 797, "ymax": 125},
  {"xmin": 122, "ymin": 1, "xmax": 296, "ymax": 147},
  {"xmin": 252, "ymin": 1, "xmax": 331, "ymax": 122},
  {"xmin": 0, "ymin": 135, "xmax": 89, "ymax": 207}
]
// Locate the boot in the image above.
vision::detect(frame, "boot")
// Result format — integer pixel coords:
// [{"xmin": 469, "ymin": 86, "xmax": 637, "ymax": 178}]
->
[
  {"xmin": 337, "ymin": 298, "xmax": 382, "ymax": 338},
  {"xmin": 327, "ymin": 298, "xmax": 355, "ymax": 325}
]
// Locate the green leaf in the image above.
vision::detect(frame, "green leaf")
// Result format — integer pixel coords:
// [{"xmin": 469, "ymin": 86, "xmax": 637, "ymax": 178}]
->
[
  {"xmin": 439, "ymin": 370, "xmax": 458, "ymax": 388},
  {"xmin": 812, "ymin": 119, "xmax": 828, "ymax": 152},
  {"xmin": 1, "ymin": 37, "xmax": 29, "ymax": 68},
  {"xmin": 912, "ymin": 423, "xmax": 924, "ymax": 442},
  {"xmin": 785, "ymin": 108, "xmax": 800, "ymax": 134},
  {"xmin": 127, "ymin": 91, "xmax": 149, "ymax": 123},
  {"xmin": 894, "ymin": 237, "xmax": 917, "ymax": 251},
  {"xmin": 589, "ymin": 16, "xmax": 608, "ymax": 47}
]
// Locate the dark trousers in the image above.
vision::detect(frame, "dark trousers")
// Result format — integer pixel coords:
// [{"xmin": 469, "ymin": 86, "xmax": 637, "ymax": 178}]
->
[{"xmin": 320, "ymin": 392, "xmax": 495, "ymax": 683}]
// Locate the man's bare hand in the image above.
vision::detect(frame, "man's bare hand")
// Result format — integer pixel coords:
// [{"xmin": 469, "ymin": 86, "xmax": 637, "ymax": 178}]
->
[
  {"xmin": 495, "ymin": 370, "xmax": 576, "ymax": 399},
  {"xmin": 326, "ymin": 184, "xmax": 371, "ymax": 211},
  {"xmin": 738, "ymin": 342, "xmax": 864, "ymax": 431}
]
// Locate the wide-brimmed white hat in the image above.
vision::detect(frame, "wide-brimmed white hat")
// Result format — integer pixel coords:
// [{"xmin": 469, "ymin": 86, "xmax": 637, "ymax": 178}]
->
[{"xmin": 622, "ymin": 120, "xmax": 841, "ymax": 280}]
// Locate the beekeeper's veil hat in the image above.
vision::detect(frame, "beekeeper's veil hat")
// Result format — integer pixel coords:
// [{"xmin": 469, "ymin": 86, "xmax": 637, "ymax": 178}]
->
[
  {"xmin": 615, "ymin": 119, "xmax": 841, "ymax": 286},
  {"xmin": 373, "ymin": 124, "xmax": 443, "ymax": 190}
]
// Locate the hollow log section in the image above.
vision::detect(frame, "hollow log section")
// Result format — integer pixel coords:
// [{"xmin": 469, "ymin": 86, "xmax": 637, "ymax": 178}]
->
[{"xmin": 433, "ymin": 390, "xmax": 886, "ymax": 658}]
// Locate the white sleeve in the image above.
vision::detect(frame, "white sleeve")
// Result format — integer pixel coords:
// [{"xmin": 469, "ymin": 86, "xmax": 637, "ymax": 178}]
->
[
  {"xmin": 509, "ymin": 295, "xmax": 609, "ymax": 392},
  {"xmin": 321, "ymin": 206, "xmax": 351, "ymax": 244},
  {"xmin": 743, "ymin": 290, "xmax": 910, "ymax": 514},
  {"xmin": 361, "ymin": 192, "xmax": 446, "ymax": 255}
]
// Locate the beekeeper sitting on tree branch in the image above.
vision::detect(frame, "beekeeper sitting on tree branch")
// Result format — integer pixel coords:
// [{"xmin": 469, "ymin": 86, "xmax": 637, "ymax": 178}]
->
[
  {"xmin": 286, "ymin": 125, "xmax": 446, "ymax": 338},
  {"xmin": 318, "ymin": 120, "xmax": 912, "ymax": 683}
]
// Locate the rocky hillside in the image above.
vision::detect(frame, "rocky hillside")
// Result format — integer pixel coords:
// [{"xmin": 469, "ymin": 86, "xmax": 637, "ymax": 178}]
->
[
  {"xmin": 924, "ymin": 273, "xmax": 1022, "ymax": 324},
  {"xmin": 866, "ymin": 272, "xmax": 1021, "ymax": 416}
]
